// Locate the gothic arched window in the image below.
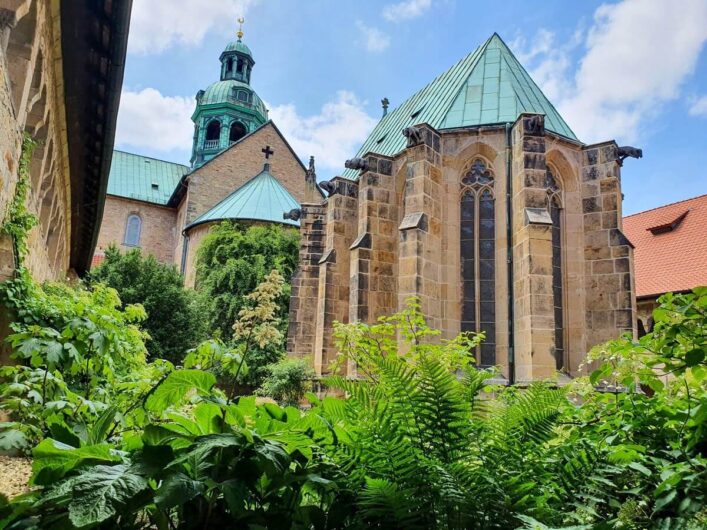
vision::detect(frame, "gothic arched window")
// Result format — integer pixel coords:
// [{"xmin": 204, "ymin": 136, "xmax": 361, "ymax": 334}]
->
[
  {"xmin": 229, "ymin": 121, "xmax": 246, "ymax": 143},
  {"xmin": 124, "ymin": 214, "xmax": 142, "ymax": 247},
  {"xmin": 546, "ymin": 167, "xmax": 564, "ymax": 370},
  {"xmin": 460, "ymin": 158, "xmax": 496, "ymax": 367}
]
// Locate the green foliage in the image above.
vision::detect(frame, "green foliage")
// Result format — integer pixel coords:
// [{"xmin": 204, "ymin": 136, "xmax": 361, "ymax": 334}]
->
[
  {"xmin": 257, "ymin": 358, "xmax": 315, "ymax": 406},
  {"xmin": 1, "ymin": 290, "xmax": 705, "ymax": 529},
  {"xmin": 0, "ymin": 275, "xmax": 153, "ymax": 451},
  {"xmin": 195, "ymin": 221, "xmax": 299, "ymax": 340},
  {"xmin": 1, "ymin": 134, "xmax": 38, "ymax": 266},
  {"xmin": 89, "ymin": 246, "xmax": 206, "ymax": 362}
]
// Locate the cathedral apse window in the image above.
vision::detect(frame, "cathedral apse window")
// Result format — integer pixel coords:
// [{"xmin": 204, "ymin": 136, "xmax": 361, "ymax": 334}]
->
[
  {"xmin": 546, "ymin": 167, "xmax": 565, "ymax": 370},
  {"xmin": 124, "ymin": 214, "xmax": 142, "ymax": 247},
  {"xmin": 460, "ymin": 158, "xmax": 496, "ymax": 367}
]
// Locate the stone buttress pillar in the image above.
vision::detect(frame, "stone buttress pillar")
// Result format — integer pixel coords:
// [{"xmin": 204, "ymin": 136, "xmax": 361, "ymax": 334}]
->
[
  {"xmin": 398, "ymin": 125, "xmax": 443, "ymax": 330},
  {"xmin": 312, "ymin": 177, "xmax": 359, "ymax": 375},
  {"xmin": 349, "ymin": 154, "xmax": 397, "ymax": 325},
  {"xmin": 581, "ymin": 143, "xmax": 635, "ymax": 350},
  {"xmin": 511, "ymin": 114, "xmax": 557, "ymax": 382},
  {"xmin": 287, "ymin": 203, "xmax": 326, "ymax": 358}
]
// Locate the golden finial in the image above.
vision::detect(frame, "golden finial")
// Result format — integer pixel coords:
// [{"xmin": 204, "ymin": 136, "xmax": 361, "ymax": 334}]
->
[{"xmin": 237, "ymin": 17, "xmax": 245, "ymax": 40}]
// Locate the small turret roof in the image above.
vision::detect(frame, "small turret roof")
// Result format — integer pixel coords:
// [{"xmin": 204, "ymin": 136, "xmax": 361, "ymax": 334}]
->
[
  {"xmin": 187, "ymin": 163, "xmax": 300, "ymax": 230},
  {"xmin": 342, "ymin": 33, "xmax": 577, "ymax": 179},
  {"xmin": 224, "ymin": 39, "xmax": 252, "ymax": 57}
]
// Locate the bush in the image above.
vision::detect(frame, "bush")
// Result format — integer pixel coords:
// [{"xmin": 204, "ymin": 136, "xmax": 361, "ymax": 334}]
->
[
  {"xmin": 257, "ymin": 358, "xmax": 315, "ymax": 406},
  {"xmin": 90, "ymin": 246, "xmax": 206, "ymax": 363},
  {"xmin": 195, "ymin": 221, "xmax": 299, "ymax": 340}
]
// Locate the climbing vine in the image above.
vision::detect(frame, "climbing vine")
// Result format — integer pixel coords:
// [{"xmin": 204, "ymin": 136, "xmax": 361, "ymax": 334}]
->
[{"xmin": 1, "ymin": 133, "xmax": 38, "ymax": 269}]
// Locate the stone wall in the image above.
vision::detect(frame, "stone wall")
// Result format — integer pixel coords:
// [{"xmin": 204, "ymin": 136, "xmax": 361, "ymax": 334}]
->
[
  {"xmin": 288, "ymin": 115, "xmax": 636, "ymax": 381},
  {"xmin": 287, "ymin": 203, "xmax": 326, "ymax": 359},
  {"xmin": 185, "ymin": 122, "xmax": 307, "ymax": 225},
  {"xmin": 181, "ymin": 222, "xmax": 211, "ymax": 289},
  {"xmin": 580, "ymin": 142, "xmax": 636, "ymax": 349},
  {"xmin": 94, "ymin": 195, "xmax": 178, "ymax": 264},
  {"xmin": 0, "ymin": 0, "xmax": 72, "ymax": 283}
]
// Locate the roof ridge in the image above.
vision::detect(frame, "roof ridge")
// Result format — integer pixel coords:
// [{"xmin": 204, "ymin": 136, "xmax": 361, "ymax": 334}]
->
[
  {"xmin": 113, "ymin": 149, "xmax": 190, "ymax": 169},
  {"xmin": 624, "ymin": 193, "xmax": 707, "ymax": 218}
]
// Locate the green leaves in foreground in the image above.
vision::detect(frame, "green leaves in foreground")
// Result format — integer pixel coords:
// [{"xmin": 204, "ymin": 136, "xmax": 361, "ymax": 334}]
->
[{"xmin": 145, "ymin": 369, "xmax": 216, "ymax": 413}]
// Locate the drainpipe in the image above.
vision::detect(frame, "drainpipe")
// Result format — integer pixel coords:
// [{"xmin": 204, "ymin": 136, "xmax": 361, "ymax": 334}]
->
[{"xmin": 505, "ymin": 122, "xmax": 515, "ymax": 385}]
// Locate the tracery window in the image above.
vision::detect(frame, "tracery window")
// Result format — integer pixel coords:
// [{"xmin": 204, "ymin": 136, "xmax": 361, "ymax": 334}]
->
[
  {"xmin": 124, "ymin": 214, "xmax": 142, "ymax": 247},
  {"xmin": 546, "ymin": 167, "xmax": 564, "ymax": 370},
  {"xmin": 460, "ymin": 158, "xmax": 496, "ymax": 366}
]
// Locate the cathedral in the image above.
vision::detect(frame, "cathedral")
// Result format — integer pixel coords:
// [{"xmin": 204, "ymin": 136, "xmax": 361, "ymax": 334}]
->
[
  {"xmin": 93, "ymin": 25, "xmax": 321, "ymax": 287},
  {"xmin": 287, "ymin": 33, "xmax": 637, "ymax": 383}
]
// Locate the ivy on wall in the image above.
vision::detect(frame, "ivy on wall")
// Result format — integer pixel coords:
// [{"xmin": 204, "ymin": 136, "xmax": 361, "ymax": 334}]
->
[{"xmin": 1, "ymin": 133, "xmax": 38, "ymax": 270}]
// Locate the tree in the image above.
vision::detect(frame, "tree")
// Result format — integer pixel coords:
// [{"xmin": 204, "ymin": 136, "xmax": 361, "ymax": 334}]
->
[
  {"xmin": 194, "ymin": 221, "xmax": 299, "ymax": 342},
  {"xmin": 89, "ymin": 246, "xmax": 205, "ymax": 363}
]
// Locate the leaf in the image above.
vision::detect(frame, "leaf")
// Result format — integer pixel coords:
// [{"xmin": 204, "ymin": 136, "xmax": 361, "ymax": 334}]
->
[
  {"xmin": 684, "ymin": 348, "xmax": 704, "ymax": 367},
  {"xmin": 146, "ymin": 370, "xmax": 216, "ymax": 412},
  {"xmin": 87, "ymin": 406, "xmax": 118, "ymax": 445},
  {"xmin": 64, "ymin": 464, "xmax": 149, "ymax": 526},
  {"xmin": 628, "ymin": 462, "xmax": 652, "ymax": 476},
  {"xmin": 0, "ymin": 427, "xmax": 29, "ymax": 451},
  {"xmin": 32, "ymin": 438, "xmax": 121, "ymax": 485},
  {"xmin": 154, "ymin": 472, "xmax": 205, "ymax": 508},
  {"xmin": 653, "ymin": 489, "xmax": 677, "ymax": 513}
]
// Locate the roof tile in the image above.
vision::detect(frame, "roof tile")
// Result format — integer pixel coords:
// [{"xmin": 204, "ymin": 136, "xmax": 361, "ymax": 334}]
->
[
  {"xmin": 623, "ymin": 194, "xmax": 707, "ymax": 298},
  {"xmin": 107, "ymin": 151, "xmax": 188, "ymax": 205}
]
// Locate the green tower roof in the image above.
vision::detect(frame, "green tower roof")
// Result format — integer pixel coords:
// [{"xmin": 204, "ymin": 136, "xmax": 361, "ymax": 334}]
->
[
  {"xmin": 342, "ymin": 33, "xmax": 577, "ymax": 179},
  {"xmin": 224, "ymin": 39, "xmax": 252, "ymax": 57},
  {"xmin": 187, "ymin": 164, "xmax": 300, "ymax": 230},
  {"xmin": 107, "ymin": 150, "xmax": 188, "ymax": 205}
]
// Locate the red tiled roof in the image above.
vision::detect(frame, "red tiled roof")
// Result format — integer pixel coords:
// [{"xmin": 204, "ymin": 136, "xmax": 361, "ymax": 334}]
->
[{"xmin": 623, "ymin": 194, "xmax": 707, "ymax": 298}]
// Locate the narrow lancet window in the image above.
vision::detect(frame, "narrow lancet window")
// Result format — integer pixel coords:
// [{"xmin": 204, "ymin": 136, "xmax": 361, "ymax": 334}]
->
[
  {"xmin": 460, "ymin": 158, "xmax": 496, "ymax": 367},
  {"xmin": 546, "ymin": 168, "xmax": 564, "ymax": 370}
]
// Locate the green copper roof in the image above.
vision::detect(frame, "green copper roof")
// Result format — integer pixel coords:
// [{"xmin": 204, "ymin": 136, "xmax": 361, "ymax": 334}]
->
[
  {"xmin": 187, "ymin": 163, "xmax": 300, "ymax": 229},
  {"xmin": 342, "ymin": 33, "xmax": 577, "ymax": 179},
  {"xmin": 107, "ymin": 150, "xmax": 188, "ymax": 205},
  {"xmin": 224, "ymin": 39, "xmax": 252, "ymax": 57},
  {"xmin": 198, "ymin": 79, "xmax": 267, "ymax": 117}
]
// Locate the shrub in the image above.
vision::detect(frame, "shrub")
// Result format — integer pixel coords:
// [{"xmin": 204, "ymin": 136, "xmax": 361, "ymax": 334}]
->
[
  {"xmin": 89, "ymin": 246, "xmax": 206, "ymax": 363},
  {"xmin": 257, "ymin": 358, "xmax": 315, "ymax": 406},
  {"xmin": 195, "ymin": 221, "xmax": 299, "ymax": 340}
]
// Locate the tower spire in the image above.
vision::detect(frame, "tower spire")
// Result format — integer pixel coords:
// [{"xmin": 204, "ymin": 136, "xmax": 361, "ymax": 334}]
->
[{"xmin": 237, "ymin": 17, "xmax": 245, "ymax": 41}]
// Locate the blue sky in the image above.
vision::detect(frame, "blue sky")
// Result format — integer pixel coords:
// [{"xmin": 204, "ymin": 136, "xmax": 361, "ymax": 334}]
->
[{"xmin": 115, "ymin": 0, "xmax": 707, "ymax": 215}]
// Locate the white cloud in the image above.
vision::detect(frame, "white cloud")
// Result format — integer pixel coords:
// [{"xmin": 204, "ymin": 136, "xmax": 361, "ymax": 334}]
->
[
  {"xmin": 268, "ymin": 91, "xmax": 378, "ymax": 174},
  {"xmin": 514, "ymin": 0, "xmax": 707, "ymax": 143},
  {"xmin": 688, "ymin": 95, "xmax": 707, "ymax": 117},
  {"xmin": 382, "ymin": 0, "xmax": 432, "ymax": 22},
  {"xmin": 356, "ymin": 21, "xmax": 391, "ymax": 53},
  {"xmin": 115, "ymin": 88, "xmax": 194, "ymax": 151},
  {"xmin": 128, "ymin": 0, "xmax": 257, "ymax": 54}
]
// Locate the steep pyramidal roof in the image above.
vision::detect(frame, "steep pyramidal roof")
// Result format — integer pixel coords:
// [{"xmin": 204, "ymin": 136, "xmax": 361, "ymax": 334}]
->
[
  {"xmin": 187, "ymin": 163, "xmax": 300, "ymax": 229},
  {"xmin": 342, "ymin": 33, "xmax": 576, "ymax": 179}
]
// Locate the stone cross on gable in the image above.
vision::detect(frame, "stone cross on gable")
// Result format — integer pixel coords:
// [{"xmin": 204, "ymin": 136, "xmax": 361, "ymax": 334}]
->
[{"xmin": 262, "ymin": 145, "xmax": 274, "ymax": 159}]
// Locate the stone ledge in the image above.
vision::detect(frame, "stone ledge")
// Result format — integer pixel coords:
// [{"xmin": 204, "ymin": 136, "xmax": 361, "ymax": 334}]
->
[{"xmin": 398, "ymin": 212, "xmax": 428, "ymax": 231}]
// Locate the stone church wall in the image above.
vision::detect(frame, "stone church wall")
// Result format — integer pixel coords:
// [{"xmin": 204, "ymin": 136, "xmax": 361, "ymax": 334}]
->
[
  {"xmin": 290, "ymin": 113, "xmax": 636, "ymax": 382},
  {"xmin": 0, "ymin": 0, "xmax": 72, "ymax": 283},
  {"xmin": 185, "ymin": 123, "xmax": 307, "ymax": 224},
  {"xmin": 94, "ymin": 196, "xmax": 177, "ymax": 264}
]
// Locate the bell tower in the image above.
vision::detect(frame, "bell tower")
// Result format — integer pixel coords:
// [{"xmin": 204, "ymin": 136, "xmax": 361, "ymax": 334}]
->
[{"xmin": 190, "ymin": 18, "xmax": 268, "ymax": 168}]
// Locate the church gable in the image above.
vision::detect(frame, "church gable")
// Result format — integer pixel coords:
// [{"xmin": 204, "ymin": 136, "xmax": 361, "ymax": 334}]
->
[{"xmin": 184, "ymin": 121, "xmax": 307, "ymax": 225}]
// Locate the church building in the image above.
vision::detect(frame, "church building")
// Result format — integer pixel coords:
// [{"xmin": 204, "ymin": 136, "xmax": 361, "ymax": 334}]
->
[
  {"xmin": 93, "ymin": 25, "xmax": 320, "ymax": 287},
  {"xmin": 287, "ymin": 34, "xmax": 638, "ymax": 383}
]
